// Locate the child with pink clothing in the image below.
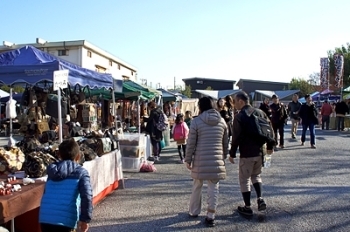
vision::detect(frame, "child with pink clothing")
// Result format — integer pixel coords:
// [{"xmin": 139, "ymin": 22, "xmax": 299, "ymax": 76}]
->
[{"xmin": 172, "ymin": 113, "xmax": 189, "ymax": 163}]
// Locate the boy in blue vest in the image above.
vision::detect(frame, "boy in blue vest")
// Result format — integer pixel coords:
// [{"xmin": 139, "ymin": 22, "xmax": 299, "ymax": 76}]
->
[{"xmin": 39, "ymin": 139, "xmax": 93, "ymax": 232}]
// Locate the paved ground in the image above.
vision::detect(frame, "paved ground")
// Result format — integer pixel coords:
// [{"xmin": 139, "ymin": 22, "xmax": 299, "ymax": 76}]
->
[
  {"xmin": 87, "ymin": 125, "xmax": 350, "ymax": 232},
  {"xmin": 1, "ymin": 126, "xmax": 349, "ymax": 232}
]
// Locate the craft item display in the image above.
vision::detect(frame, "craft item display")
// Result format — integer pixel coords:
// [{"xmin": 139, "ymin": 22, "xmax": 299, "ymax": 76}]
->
[
  {"xmin": 0, "ymin": 147, "xmax": 25, "ymax": 174},
  {"xmin": 24, "ymin": 151, "xmax": 58, "ymax": 178}
]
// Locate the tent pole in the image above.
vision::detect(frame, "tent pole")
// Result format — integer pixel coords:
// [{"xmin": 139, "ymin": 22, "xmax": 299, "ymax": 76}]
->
[
  {"xmin": 137, "ymin": 97, "xmax": 140, "ymax": 134},
  {"xmin": 9, "ymin": 88, "xmax": 13, "ymax": 139}
]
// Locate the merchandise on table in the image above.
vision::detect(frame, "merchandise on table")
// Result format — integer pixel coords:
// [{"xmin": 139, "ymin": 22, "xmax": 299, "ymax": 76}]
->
[{"xmin": 0, "ymin": 147, "xmax": 25, "ymax": 175}]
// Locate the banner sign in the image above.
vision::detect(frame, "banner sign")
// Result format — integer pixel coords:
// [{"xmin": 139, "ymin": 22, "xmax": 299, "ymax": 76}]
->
[
  {"xmin": 333, "ymin": 54, "xmax": 344, "ymax": 88},
  {"xmin": 320, "ymin": 58, "xmax": 329, "ymax": 90}
]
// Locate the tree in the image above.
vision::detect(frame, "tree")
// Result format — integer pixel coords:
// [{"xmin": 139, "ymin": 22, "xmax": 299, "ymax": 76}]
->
[
  {"xmin": 205, "ymin": 86, "xmax": 213, "ymax": 90},
  {"xmin": 308, "ymin": 72, "xmax": 320, "ymax": 86},
  {"xmin": 0, "ymin": 85, "xmax": 25, "ymax": 93},
  {"xmin": 288, "ymin": 77, "xmax": 315, "ymax": 97},
  {"xmin": 327, "ymin": 43, "xmax": 350, "ymax": 88},
  {"xmin": 181, "ymin": 85, "xmax": 192, "ymax": 98}
]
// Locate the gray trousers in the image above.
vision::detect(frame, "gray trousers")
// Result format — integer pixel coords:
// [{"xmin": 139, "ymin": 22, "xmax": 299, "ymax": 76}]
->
[{"xmin": 189, "ymin": 179, "xmax": 219, "ymax": 218}]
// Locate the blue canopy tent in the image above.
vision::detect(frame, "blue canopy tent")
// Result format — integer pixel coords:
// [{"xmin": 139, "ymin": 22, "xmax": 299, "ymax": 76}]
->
[{"xmin": 0, "ymin": 45, "xmax": 122, "ymax": 91}]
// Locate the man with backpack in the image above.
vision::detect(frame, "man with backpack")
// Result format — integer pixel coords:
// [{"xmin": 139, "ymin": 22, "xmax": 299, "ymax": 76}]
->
[
  {"xmin": 229, "ymin": 91, "xmax": 275, "ymax": 217},
  {"xmin": 145, "ymin": 101, "xmax": 167, "ymax": 161}
]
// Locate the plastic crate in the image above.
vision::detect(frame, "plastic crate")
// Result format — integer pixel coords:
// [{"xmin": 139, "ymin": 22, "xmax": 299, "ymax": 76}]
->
[
  {"xmin": 119, "ymin": 134, "xmax": 145, "ymax": 146},
  {"xmin": 120, "ymin": 145, "xmax": 145, "ymax": 158},
  {"xmin": 122, "ymin": 157, "xmax": 143, "ymax": 172}
]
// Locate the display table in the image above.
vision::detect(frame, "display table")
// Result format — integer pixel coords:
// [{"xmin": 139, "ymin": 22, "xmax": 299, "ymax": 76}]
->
[
  {"xmin": 330, "ymin": 117, "xmax": 337, "ymax": 130},
  {"xmin": 345, "ymin": 116, "xmax": 350, "ymax": 129},
  {"xmin": 0, "ymin": 182, "xmax": 45, "ymax": 232},
  {"xmin": 0, "ymin": 150, "xmax": 123, "ymax": 232},
  {"xmin": 84, "ymin": 149, "xmax": 123, "ymax": 205}
]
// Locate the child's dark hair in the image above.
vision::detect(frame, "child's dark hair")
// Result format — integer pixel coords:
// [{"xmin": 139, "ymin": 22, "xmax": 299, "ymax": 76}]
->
[
  {"xmin": 175, "ymin": 113, "xmax": 184, "ymax": 124},
  {"xmin": 58, "ymin": 138, "xmax": 81, "ymax": 161}
]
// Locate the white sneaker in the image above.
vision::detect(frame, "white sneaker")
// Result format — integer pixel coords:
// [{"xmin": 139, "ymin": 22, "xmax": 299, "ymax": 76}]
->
[{"xmin": 155, "ymin": 156, "xmax": 160, "ymax": 161}]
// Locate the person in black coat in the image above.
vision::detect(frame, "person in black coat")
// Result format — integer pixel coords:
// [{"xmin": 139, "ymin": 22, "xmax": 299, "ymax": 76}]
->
[
  {"xmin": 259, "ymin": 98, "xmax": 272, "ymax": 118},
  {"xmin": 269, "ymin": 95, "xmax": 288, "ymax": 149},
  {"xmin": 299, "ymin": 94, "xmax": 318, "ymax": 149},
  {"xmin": 335, "ymin": 100, "xmax": 349, "ymax": 131},
  {"xmin": 145, "ymin": 101, "xmax": 164, "ymax": 161}
]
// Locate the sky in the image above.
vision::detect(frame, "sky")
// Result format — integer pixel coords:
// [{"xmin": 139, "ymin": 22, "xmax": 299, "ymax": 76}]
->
[{"xmin": 1, "ymin": 0, "xmax": 350, "ymax": 89}]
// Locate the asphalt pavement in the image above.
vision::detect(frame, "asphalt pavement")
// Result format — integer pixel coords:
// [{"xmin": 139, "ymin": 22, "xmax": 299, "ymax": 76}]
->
[
  {"xmin": 88, "ymin": 125, "xmax": 350, "ymax": 232},
  {"xmin": 1, "ymin": 126, "xmax": 349, "ymax": 232}
]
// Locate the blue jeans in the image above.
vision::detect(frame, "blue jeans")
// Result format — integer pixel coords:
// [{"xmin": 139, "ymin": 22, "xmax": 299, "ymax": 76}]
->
[
  {"xmin": 336, "ymin": 116, "xmax": 345, "ymax": 131},
  {"xmin": 301, "ymin": 123, "xmax": 316, "ymax": 145}
]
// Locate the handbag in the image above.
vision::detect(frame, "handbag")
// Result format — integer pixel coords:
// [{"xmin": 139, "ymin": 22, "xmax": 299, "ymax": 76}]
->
[
  {"xmin": 70, "ymin": 84, "xmax": 88, "ymax": 105},
  {"xmin": 0, "ymin": 147, "xmax": 25, "ymax": 174},
  {"xmin": 40, "ymin": 130, "xmax": 57, "ymax": 143},
  {"xmin": 33, "ymin": 83, "xmax": 50, "ymax": 105},
  {"xmin": 79, "ymin": 143, "xmax": 97, "ymax": 161},
  {"xmin": 96, "ymin": 137, "xmax": 112, "ymax": 156},
  {"xmin": 45, "ymin": 90, "xmax": 68, "ymax": 119},
  {"xmin": 24, "ymin": 151, "xmax": 58, "ymax": 178},
  {"xmin": 32, "ymin": 106, "xmax": 50, "ymax": 135},
  {"xmin": 104, "ymin": 129, "xmax": 118, "ymax": 150}
]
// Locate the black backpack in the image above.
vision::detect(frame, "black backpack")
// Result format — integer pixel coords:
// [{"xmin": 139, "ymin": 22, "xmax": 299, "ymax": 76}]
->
[{"xmin": 244, "ymin": 108, "xmax": 275, "ymax": 147}]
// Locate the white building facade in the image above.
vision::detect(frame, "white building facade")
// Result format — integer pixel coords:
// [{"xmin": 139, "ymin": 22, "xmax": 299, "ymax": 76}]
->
[{"xmin": 0, "ymin": 39, "xmax": 137, "ymax": 81}]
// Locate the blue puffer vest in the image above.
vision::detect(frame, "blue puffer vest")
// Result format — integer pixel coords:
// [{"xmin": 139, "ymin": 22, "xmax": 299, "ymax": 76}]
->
[{"xmin": 39, "ymin": 160, "xmax": 93, "ymax": 229}]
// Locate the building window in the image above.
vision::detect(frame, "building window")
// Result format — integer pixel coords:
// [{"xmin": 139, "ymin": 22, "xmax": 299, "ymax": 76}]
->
[
  {"xmin": 95, "ymin": 65, "xmax": 106, "ymax": 73},
  {"xmin": 87, "ymin": 50, "xmax": 92, "ymax": 58},
  {"xmin": 131, "ymin": 71, "xmax": 134, "ymax": 76},
  {"xmin": 197, "ymin": 80, "xmax": 203, "ymax": 84},
  {"xmin": 109, "ymin": 60, "xmax": 113, "ymax": 66},
  {"xmin": 58, "ymin": 50, "xmax": 69, "ymax": 56},
  {"xmin": 122, "ymin": 76, "xmax": 129, "ymax": 81},
  {"xmin": 118, "ymin": 64, "xmax": 121, "ymax": 70}
]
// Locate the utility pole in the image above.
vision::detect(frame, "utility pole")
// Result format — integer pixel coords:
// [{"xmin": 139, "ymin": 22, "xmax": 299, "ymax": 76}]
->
[
  {"xmin": 140, "ymin": 78, "xmax": 147, "ymax": 86},
  {"xmin": 157, "ymin": 83, "xmax": 161, "ymax": 89},
  {"xmin": 174, "ymin": 77, "xmax": 176, "ymax": 90},
  {"xmin": 149, "ymin": 82, "xmax": 152, "ymax": 88}
]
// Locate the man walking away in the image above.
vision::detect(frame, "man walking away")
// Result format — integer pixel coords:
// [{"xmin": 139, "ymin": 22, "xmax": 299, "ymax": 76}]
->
[
  {"xmin": 335, "ymin": 100, "xmax": 349, "ymax": 131},
  {"xmin": 288, "ymin": 94, "xmax": 301, "ymax": 139},
  {"xmin": 270, "ymin": 95, "xmax": 288, "ymax": 149},
  {"xmin": 229, "ymin": 91, "xmax": 274, "ymax": 217},
  {"xmin": 320, "ymin": 101, "xmax": 333, "ymax": 130}
]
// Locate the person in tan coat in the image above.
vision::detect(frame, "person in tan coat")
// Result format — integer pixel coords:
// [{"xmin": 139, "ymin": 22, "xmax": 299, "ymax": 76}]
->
[{"xmin": 185, "ymin": 97, "xmax": 228, "ymax": 227}]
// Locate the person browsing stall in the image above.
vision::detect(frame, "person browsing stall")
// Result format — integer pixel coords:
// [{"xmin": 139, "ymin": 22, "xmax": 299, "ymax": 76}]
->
[{"xmin": 39, "ymin": 139, "xmax": 93, "ymax": 232}]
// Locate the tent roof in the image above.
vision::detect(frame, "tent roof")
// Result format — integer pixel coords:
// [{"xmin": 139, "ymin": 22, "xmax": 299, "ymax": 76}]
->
[
  {"xmin": 255, "ymin": 89, "xmax": 300, "ymax": 99},
  {"xmin": 0, "ymin": 89, "xmax": 9, "ymax": 98},
  {"xmin": 195, "ymin": 89, "xmax": 241, "ymax": 100},
  {"xmin": 0, "ymin": 45, "xmax": 118, "ymax": 89},
  {"xmin": 157, "ymin": 88, "xmax": 181, "ymax": 102}
]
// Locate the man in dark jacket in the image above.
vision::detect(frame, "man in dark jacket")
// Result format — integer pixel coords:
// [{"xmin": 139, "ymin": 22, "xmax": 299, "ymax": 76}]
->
[
  {"xmin": 299, "ymin": 94, "xmax": 318, "ymax": 148},
  {"xmin": 270, "ymin": 95, "xmax": 288, "ymax": 148},
  {"xmin": 287, "ymin": 94, "xmax": 302, "ymax": 138},
  {"xmin": 259, "ymin": 98, "xmax": 272, "ymax": 118},
  {"xmin": 229, "ymin": 91, "xmax": 274, "ymax": 217},
  {"xmin": 145, "ymin": 101, "xmax": 164, "ymax": 161},
  {"xmin": 335, "ymin": 100, "xmax": 349, "ymax": 131}
]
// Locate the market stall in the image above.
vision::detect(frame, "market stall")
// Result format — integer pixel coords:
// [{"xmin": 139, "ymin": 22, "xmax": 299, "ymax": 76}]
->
[{"xmin": 0, "ymin": 46, "xmax": 125, "ymax": 231}]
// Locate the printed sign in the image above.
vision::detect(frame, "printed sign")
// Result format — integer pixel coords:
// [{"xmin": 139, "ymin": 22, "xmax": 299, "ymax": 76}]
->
[{"xmin": 53, "ymin": 70, "xmax": 69, "ymax": 90}]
